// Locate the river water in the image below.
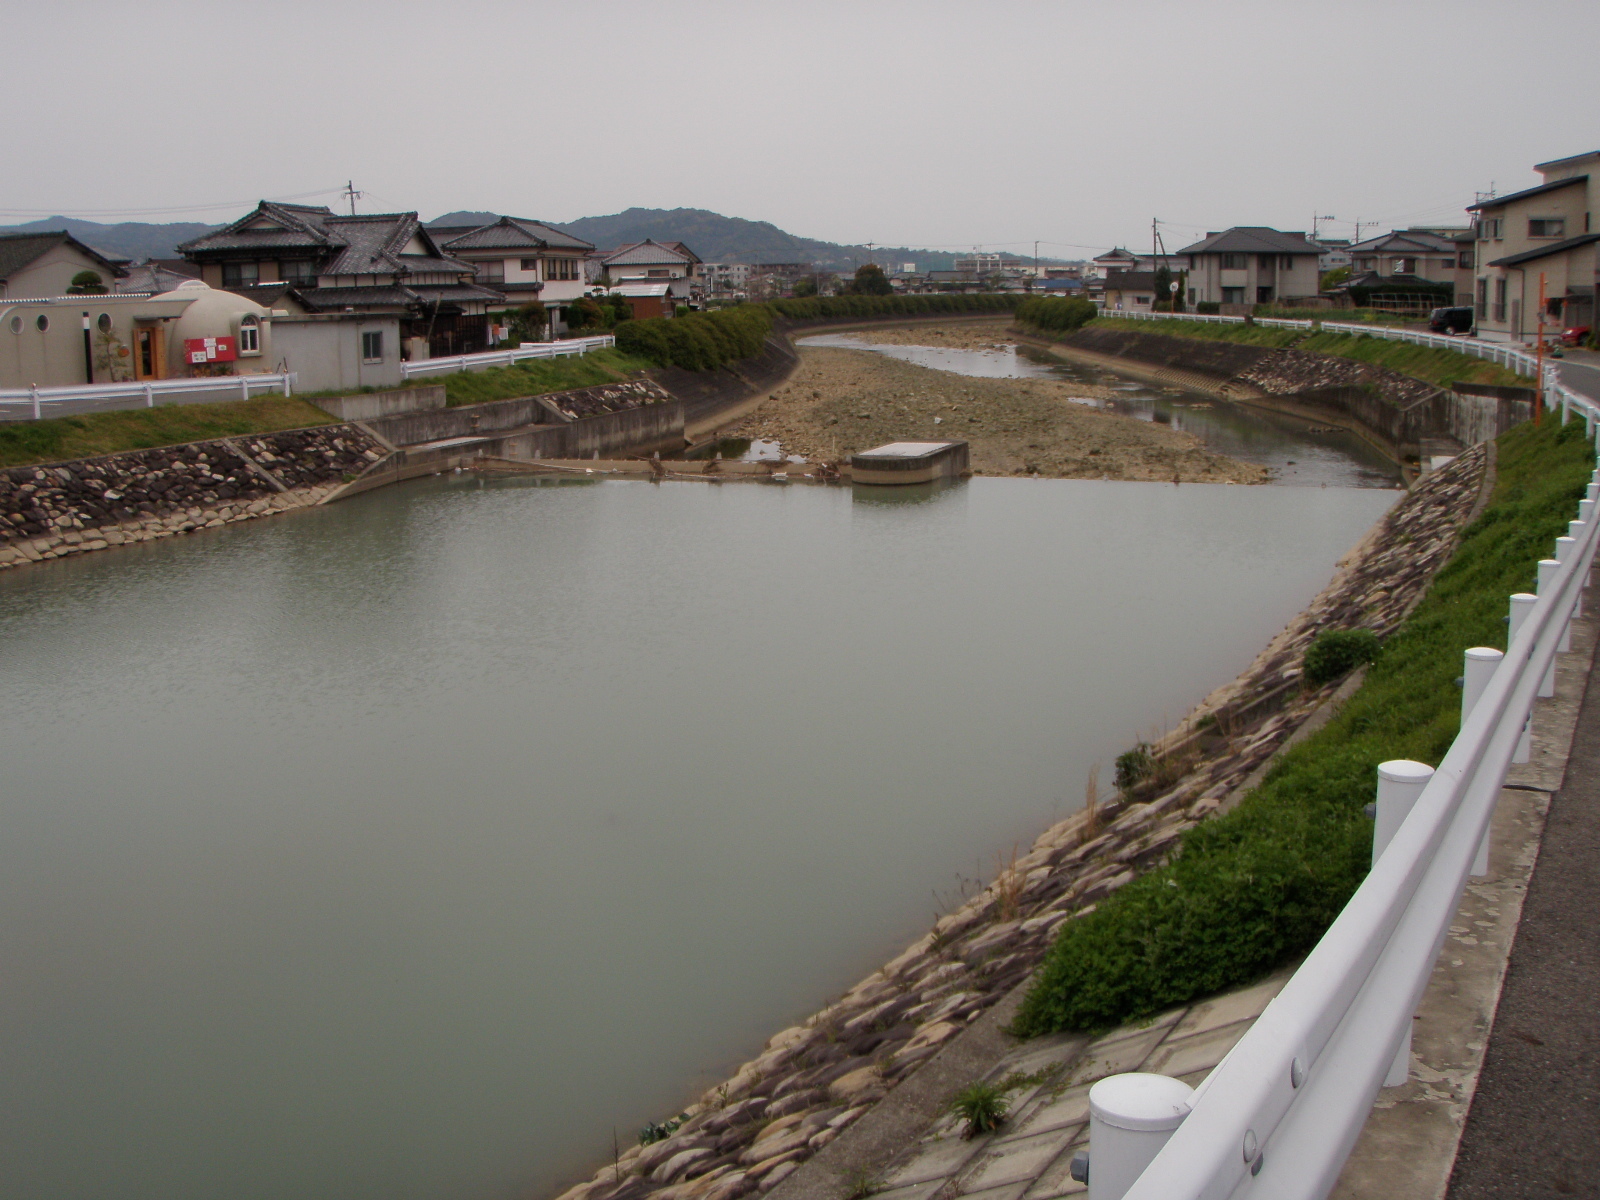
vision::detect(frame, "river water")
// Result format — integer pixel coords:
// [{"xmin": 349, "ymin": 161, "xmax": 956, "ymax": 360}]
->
[
  {"xmin": 795, "ymin": 334, "xmax": 1402, "ymax": 489},
  {"xmin": 0, "ymin": 470, "xmax": 1395, "ymax": 1200}
]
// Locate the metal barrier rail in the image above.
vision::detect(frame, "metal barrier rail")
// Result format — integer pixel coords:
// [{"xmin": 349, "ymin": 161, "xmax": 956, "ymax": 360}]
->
[
  {"xmin": 1093, "ymin": 420, "xmax": 1600, "ymax": 1200},
  {"xmin": 398, "ymin": 335, "xmax": 615, "ymax": 380},
  {"xmin": 0, "ymin": 372, "xmax": 298, "ymax": 420},
  {"xmin": 1097, "ymin": 308, "xmax": 1548, "ymax": 377}
]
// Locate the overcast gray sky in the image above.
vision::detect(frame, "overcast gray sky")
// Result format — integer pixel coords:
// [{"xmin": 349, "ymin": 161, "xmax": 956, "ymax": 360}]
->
[{"xmin": 4, "ymin": 0, "xmax": 1597, "ymax": 255}]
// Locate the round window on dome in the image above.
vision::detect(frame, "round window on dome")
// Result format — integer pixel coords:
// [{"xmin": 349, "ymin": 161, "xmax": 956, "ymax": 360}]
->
[
  {"xmin": 97, "ymin": 313, "xmax": 113, "ymax": 333},
  {"xmin": 35, "ymin": 314, "xmax": 49, "ymax": 332},
  {"xmin": 7, "ymin": 315, "xmax": 20, "ymax": 334}
]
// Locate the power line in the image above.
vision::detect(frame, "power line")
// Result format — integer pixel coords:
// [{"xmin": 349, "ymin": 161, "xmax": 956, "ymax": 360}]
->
[{"xmin": 0, "ymin": 186, "xmax": 346, "ymax": 220}]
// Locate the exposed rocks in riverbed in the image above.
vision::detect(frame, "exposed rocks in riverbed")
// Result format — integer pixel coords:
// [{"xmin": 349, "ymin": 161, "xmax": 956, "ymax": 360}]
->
[
  {"xmin": 0, "ymin": 425, "xmax": 386, "ymax": 570},
  {"xmin": 550, "ymin": 446, "xmax": 1488, "ymax": 1200},
  {"xmin": 724, "ymin": 347, "xmax": 1268, "ymax": 483}
]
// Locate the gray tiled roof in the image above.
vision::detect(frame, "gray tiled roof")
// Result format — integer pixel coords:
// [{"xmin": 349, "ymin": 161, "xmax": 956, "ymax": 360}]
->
[
  {"xmin": 295, "ymin": 285, "xmax": 418, "ymax": 312},
  {"xmin": 177, "ymin": 202, "xmax": 339, "ymax": 255},
  {"xmin": 318, "ymin": 213, "xmax": 469, "ymax": 277},
  {"xmin": 407, "ymin": 283, "xmax": 505, "ymax": 305},
  {"xmin": 441, "ymin": 216, "xmax": 594, "ymax": 252},
  {"xmin": 1468, "ymin": 175, "xmax": 1587, "ymax": 212},
  {"xmin": 1177, "ymin": 227, "xmax": 1323, "ymax": 256},
  {"xmin": 1346, "ymin": 230, "xmax": 1458, "ymax": 254},
  {"xmin": 0, "ymin": 230, "xmax": 126, "ymax": 280},
  {"xmin": 603, "ymin": 239, "xmax": 692, "ymax": 267},
  {"xmin": 1488, "ymin": 232, "xmax": 1600, "ymax": 268}
]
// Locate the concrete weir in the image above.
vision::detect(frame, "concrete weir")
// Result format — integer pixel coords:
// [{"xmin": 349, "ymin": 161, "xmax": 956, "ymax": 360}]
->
[{"xmin": 850, "ymin": 441, "xmax": 970, "ymax": 486}]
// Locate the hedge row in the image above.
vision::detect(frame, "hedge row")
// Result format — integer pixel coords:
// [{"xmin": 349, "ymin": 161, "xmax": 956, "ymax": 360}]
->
[
  {"xmin": 1013, "ymin": 295, "xmax": 1099, "ymax": 335},
  {"xmin": 766, "ymin": 293, "xmax": 1021, "ymax": 321},
  {"xmin": 613, "ymin": 305, "xmax": 775, "ymax": 371},
  {"xmin": 1013, "ymin": 416, "xmax": 1596, "ymax": 1034}
]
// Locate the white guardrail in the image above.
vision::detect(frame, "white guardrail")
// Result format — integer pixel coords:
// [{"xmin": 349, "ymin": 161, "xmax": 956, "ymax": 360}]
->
[
  {"xmin": 0, "ymin": 372, "xmax": 298, "ymax": 420},
  {"xmin": 398, "ymin": 334, "xmax": 615, "ymax": 380},
  {"xmin": 1084, "ymin": 379, "xmax": 1600, "ymax": 1200}
]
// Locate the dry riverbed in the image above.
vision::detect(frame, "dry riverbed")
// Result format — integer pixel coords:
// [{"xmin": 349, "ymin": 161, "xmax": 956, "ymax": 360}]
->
[{"xmin": 725, "ymin": 342, "xmax": 1269, "ymax": 482}]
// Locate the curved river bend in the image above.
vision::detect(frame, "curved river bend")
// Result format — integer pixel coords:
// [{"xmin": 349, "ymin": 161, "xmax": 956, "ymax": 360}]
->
[{"xmin": 0, "ymin": 406, "xmax": 1396, "ymax": 1199}]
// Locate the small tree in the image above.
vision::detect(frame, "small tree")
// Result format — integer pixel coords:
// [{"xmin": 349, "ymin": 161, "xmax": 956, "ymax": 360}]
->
[
  {"xmin": 67, "ymin": 270, "xmax": 106, "ymax": 295},
  {"xmin": 792, "ymin": 275, "xmax": 819, "ymax": 298},
  {"xmin": 849, "ymin": 264, "xmax": 893, "ymax": 296}
]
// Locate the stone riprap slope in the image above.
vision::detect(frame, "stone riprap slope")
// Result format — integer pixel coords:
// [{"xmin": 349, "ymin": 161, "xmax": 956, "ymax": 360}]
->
[
  {"xmin": 546, "ymin": 380, "xmax": 673, "ymax": 421},
  {"xmin": 553, "ymin": 449, "xmax": 1488, "ymax": 1200},
  {"xmin": 0, "ymin": 425, "xmax": 385, "ymax": 570}
]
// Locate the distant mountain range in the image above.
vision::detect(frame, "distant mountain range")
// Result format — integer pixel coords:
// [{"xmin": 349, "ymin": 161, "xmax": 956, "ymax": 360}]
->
[{"xmin": 2, "ymin": 206, "xmax": 1072, "ymax": 273}]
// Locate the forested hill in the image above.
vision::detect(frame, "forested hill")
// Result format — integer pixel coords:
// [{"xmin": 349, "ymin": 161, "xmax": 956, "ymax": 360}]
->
[
  {"xmin": 429, "ymin": 207, "xmax": 966, "ymax": 271},
  {"xmin": 0, "ymin": 217, "xmax": 218, "ymax": 261}
]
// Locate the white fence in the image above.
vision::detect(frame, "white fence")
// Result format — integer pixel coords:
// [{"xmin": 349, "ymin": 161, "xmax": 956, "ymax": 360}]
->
[
  {"xmin": 1098, "ymin": 307, "xmax": 1546, "ymax": 377},
  {"xmin": 1096, "ymin": 383, "xmax": 1600, "ymax": 1200},
  {"xmin": 398, "ymin": 334, "xmax": 616, "ymax": 380},
  {"xmin": 0, "ymin": 372, "xmax": 298, "ymax": 421}
]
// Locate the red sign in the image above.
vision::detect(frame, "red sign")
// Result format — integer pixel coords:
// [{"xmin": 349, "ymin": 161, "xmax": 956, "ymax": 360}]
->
[{"xmin": 184, "ymin": 336, "xmax": 237, "ymax": 365}]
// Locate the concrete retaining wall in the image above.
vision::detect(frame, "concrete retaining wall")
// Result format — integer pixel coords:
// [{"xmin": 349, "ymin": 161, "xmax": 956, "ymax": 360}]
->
[
  {"xmin": 364, "ymin": 380, "xmax": 673, "ymax": 447},
  {"xmin": 310, "ymin": 385, "xmax": 446, "ymax": 423}
]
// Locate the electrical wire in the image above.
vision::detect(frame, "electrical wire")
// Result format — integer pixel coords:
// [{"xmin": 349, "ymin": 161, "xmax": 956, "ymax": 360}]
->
[{"xmin": 0, "ymin": 186, "xmax": 346, "ymax": 219}]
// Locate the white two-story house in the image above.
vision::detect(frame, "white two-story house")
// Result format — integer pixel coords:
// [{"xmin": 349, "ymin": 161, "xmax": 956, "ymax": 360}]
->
[
  {"xmin": 432, "ymin": 216, "xmax": 596, "ymax": 338},
  {"xmin": 1177, "ymin": 227, "xmax": 1323, "ymax": 310}
]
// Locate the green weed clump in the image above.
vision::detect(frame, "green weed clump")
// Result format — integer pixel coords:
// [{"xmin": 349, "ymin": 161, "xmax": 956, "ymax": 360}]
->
[
  {"xmin": 614, "ymin": 305, "xmax": 774, "ymax": 370},
  {"xmin": 950, "ymin": 1081, "xmax": 1009, "ymax": 1138},
  {"xmin": 0, "ymin": 395, "xmax": 336, "ymax": 469},
  {"xmin": 1014, "ymin": 295, "xmax": 1098, "ymax": 335},
  {"xmin": 1303, "ymin": 629, "xmax": 1381, "ymax": 687},
  {"xmin": 1012, "ymin": 417, "xmax": 1595, "ymax": 1035},
  {"xmin": 442, "ymin": 347, "xmax": 653, "ymax": 407}
]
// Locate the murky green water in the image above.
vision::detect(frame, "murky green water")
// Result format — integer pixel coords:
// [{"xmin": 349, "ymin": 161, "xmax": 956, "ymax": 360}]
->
[
  {"xmin": 796, "ymin": 334, "xmax": 1402, "ymax": 488},
  {"xmin": 0, "ymin": 475, "xmax": 1395, "ymax": 1200}
]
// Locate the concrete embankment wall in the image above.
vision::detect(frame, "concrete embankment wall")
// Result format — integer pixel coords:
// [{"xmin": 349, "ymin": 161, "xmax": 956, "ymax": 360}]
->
[
  {"xmin": 310, "ymin": 385, "xmax": 447, "ymax": 422},
  {"xmin": 1038, "ymin": 326, "xmax": 1534, "ymax": 465},
  {"xmin": 0, "ymin": 425, "xmax": 387, "ymax": 571}
]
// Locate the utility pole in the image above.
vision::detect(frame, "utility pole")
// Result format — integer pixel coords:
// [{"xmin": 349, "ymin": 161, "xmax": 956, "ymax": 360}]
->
[
  {"xmin": 1313, "ymin": 214, "xmax": 1336, "ymax": 241},
  {"xmin": 341, "ymin": 180, "xmax": 363, "ymax": 215}
]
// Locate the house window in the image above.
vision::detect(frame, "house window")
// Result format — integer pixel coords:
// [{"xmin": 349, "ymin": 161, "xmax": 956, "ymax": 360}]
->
[
  {"xmin": 520, "ymin": 258, "xmax": 539, "ymax": 271},
  {"xmin": 35, "ymin": 314, "xmax": 48, "ymax": 332},
  {"xmin": 1187, "ymin": 288, "xmax": 1197, "ymax": 304},
  {"xmin": 1481, "ymin": 217, "xmax": 1503, "ymax": 240},
  {"xmin": 1493, "ymin": 278, "xmax": 1507, "ymax": 323},
  {"xmin": 1357, "ymin": 258, "xmax": 1376, "ymax": 272},
  {"xmin": 1394, "ymin": 258, "xmax": 1416, "ymax": 275},
  {"xmin": 479, "ymin": 260, "xmax": 505, "ymax": 283},
  {"xmin": 238, "ymin": 315, "xmax": 260, "ymax": 355},
  {"xmin": 1219, "ymin": 253, "xmax": 1246, "ymax": 270},
  {"xmin": 647, "ymin": 268, "xmax": 670, "ymax": 278},
  {"xmin": 1458, "ymin": 251, "xmax": 1474, "ymax": 268},
  {"xmin": 1221, "ymin": 287, "xmax": 1245, "ymax": 304},
  {"xmin": 362, "ymin": 330, "xmax": 384, "ymax": 362},
  {"xmin": 280, "ymin": 260, "xmax": 316, "ymax": 283},
  {"xmin": 1476, "ymin": 277, "xmax": 1488, "ymax": 310},
  {"xmin": 1280, "ymin": 256, "xmax": 1294, "ymax": 269},
  {"xmin": 1256, "ymin": 286, "xmax": 1274, "ymax": 304},
  {"xmin": 1529, "ymin": 218, "xmax": 1565, "ymax": 238},
  {"xmin": 222, "ymin": 261, "xmax": 259, "ymax": 287},
  {"xmin": 544, "ymin": 258, "xmax": 578, "ymax": 281},
  {"xmin": 1257, "ymin": 254, "xmax": 1275, "ymax": 269}
]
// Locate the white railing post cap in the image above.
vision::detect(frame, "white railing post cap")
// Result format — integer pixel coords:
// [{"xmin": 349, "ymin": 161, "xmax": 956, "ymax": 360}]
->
[
  {"xmin": 1376, "ymin": 759, "xmax": 1435, "ymax": 786},
  {"xmin": 1464, "ymin": 646, "xmax": 1505, "ymax": 664},
  {"xmin": 1090, "ymin": 1074, "xmax": 1194, "ymax": 1131}
]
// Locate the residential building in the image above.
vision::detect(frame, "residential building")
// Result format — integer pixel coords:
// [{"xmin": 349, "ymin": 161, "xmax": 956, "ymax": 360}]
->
[
  {"xmin": 430, "ymin": 215, "xmax": 596, "ymax": 336},
  {"xmin": 1469, "ymin": 150, "xmax": 1598, "ymax": 341},
  {"xmin": 700, "ymin": 262, "xmax": 753, "ymax": 299},
  {"xmin": 1344, "ymin": 229, "xmax": 1463, "ymax": 287},
  {"xmin": 1177, "ymin": 227, "xmax": 1323, "ymax": 309},
  {"xmin": 1314, "ymin": 238, "xmax": 1352, "ymax": 273},
  {"xmin": 613, "ymin": 282, "xmax": 674, "ymax": 320},
  {"xmin": 599, "ymin": 240, "xmax": 703, "ymax": 301},
  {"xmin": 177, "ymin": 202, "xmax": 501, "ymax": 356},
  {"xmin": 1102, "ymin": 271, "xmax": 1159, "ymax": 311},
  {"xmin": 115, "ymin": 258, "xmax": 199, "ymax": 295},
  {"xmin": 0, "ymin": 231, "xmax": 127, "ymax": 299},
  {"xmin": 952, "ymin": 254, "xmax": 1025, "ymax": 277}
]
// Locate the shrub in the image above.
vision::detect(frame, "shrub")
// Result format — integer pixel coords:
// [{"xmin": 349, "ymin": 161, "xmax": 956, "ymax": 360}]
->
[
  {"xmin": 766, "ymin": 294, "xmax": 1019, "ymax": 321},
  {"xmin": 1012, "ymin": 417, "xmax": 1594, "ymax": 1035},
  {"xmin": 1195, "ymin": 301, "xmax": 1221, "ymax": 314},
  {"xmin": 1114, "ymin": 743, "xmax": 1153, "ymax": 792},
  {"xmin": 950, "ymin": 1082, "xmax": 1008, "ymax": 1138},
  {"xmin": 1014, "ymin": 295, "xmax": 1098, "ymax": 335},
  {"xmin": 614, "ymin": 305, "xmax": 774, "ymax": 370},
  {"xmin": 1303, "ymin": 629, "xmax": 1381, "ymax": 687}
]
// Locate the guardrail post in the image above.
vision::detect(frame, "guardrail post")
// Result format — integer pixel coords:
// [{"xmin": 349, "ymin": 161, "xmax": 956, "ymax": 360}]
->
[
  {"xmin": 1375, "ymin": 759, "xmax": 1435, "ymax": 1086},
  {"xmin": 1536, "ymin": 559, "xmax": 1564, "ymax": 689},
  {"xmin": 1463, "ymin": 648, "xmax": 1505, "ymax": 876},
  {"xmin": 30, "ymin": 384, "xmax": 39, "ymax": 420},
  {"xmin": 1557, "ymin": 532, "xmax": 1581, "ymax": 622},
  {"xmin": 1509, "ymin": 593, "xmax": 1538, "ymax": 762},
  {"xmin": 1081, "ymin": 1074, "xmax": 1195, "ymax": 1200},
  {"xmin": 143, "ymin": 383, "xmax": 154, "ymax": 408}
]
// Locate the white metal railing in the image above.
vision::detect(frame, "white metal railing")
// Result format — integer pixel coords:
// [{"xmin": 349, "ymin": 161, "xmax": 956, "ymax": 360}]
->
[
  {"xmin": 398, "ymin": 334, "xmax": 615, "ymax": 380},
  {"xmin": 1098, "ymin": 308, "xmax": 1552, "ymax": 378},
  {"xmin": 1093, "ymin": 423, "xmax": 1600, "ymax": 1200},
  {"xmin": 0, "ymin": 372, "xmax": 298, "ymax": 420}
]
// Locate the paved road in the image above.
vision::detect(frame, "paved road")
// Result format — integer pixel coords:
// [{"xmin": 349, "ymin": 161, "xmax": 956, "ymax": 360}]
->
[
  {"xmin": 1555, "ymin": 348, "xmax": 1600, "ymax": 404},
  {"xmin": 1446, "ymin": 636, "xmax": 1600, "ymax": 1197}
]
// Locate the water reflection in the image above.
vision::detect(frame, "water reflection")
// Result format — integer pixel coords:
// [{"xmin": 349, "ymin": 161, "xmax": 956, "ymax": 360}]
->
[{"xmin": 796, "ymin": 334, "xmax": 1401, "ymax": 489}]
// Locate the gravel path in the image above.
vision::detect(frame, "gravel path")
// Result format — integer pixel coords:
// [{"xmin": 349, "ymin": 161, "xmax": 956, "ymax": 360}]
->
[{"xmin": 724, "ymin": 345, "xmax": 1268, "ymax": 483}]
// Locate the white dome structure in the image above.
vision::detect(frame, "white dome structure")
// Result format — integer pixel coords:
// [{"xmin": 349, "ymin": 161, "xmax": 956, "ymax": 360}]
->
[{"xmin": 152, "ymin": 280, "xmax": 273, "ymax": 374}]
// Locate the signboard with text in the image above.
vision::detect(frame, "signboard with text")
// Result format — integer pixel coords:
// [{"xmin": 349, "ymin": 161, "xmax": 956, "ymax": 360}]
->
[{"xmin": 184, "ymin": 336, "xmax": 237, "ymax": 365}]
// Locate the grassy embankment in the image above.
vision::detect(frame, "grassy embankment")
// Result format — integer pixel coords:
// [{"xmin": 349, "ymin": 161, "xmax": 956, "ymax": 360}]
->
[
  {"xmin": 1015, "ymin": 415, "xmax": 1595, "ymax": 1034},
  {"xmin": 440, "ymin": 347, "xmax": 654, "ymax": 406},
  {"xmin": 1088, "ymin": 316, "xmax": 1531, "ymax": 390},
  {"xmin": 0, "ymin": 396, "xmax": 337, "ymax": 470}
]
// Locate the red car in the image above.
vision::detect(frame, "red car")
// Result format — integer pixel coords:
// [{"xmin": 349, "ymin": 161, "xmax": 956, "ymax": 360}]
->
[{"xmin": 1562, "ymin": 325, "xmax": 1592, "ymax": 347}]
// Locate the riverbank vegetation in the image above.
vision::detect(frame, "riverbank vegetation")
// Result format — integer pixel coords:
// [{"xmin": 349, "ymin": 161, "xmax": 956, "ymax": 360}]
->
[
  {"xmin": 614, "ymin": 305, "xmax": 774, "ymax": 370},
  {"xmin": 1014, "ymin": 416, "xmax": 1595, "ymax": 1033},
  {"xmin": 1014, "ymin": 295, "xmax": 1099, "ymax": 335},
  {"xmin": 0, "ymin": 395, "xmax": 337, "ymax": 469},
  {"xmin": 767, "ymin": 293, "xmax": 1021, "ymax": 321},
  {"xmin": 1086, "ymin": 317, "xmax": 1530, "ymax": 389},
  {"xmin": 441, "ymin": 347, "xmax": 654, "ymax": 407}
]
